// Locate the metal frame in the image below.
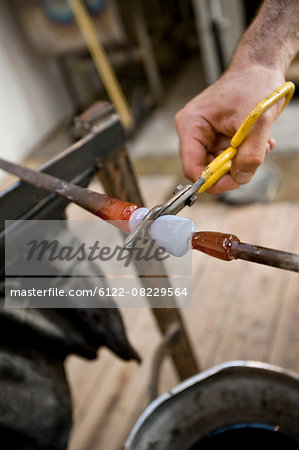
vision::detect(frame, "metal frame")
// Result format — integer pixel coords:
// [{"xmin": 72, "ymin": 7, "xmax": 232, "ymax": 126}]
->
[{"xmin": 0, "ymin": 103, "xmax": 199, "ymax": 381}]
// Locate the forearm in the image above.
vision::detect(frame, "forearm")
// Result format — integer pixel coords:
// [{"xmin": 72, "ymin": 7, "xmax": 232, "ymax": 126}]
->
[{"xmin": 230, "ymin": 0, "xmax": 299, "ymax": 74}]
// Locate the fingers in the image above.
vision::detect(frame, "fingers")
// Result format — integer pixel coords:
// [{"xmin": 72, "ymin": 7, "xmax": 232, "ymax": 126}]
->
[
  {"xmin": 206, "ymin": 174, "xmax": 240, "ymax": 195},
  {"xmin": 197, "ymin": 132, "xmax": 275, "ymax": 194},
  {"xmin": 178, "ymin": 134, "xmax": 207, "ymax": 182},
  {"xmin": 267, "ymin": 137, "xmax": 276, "ymax": 152},
  {"xmin": 176, "ymin": 109, "xmax": 232, "ymax": 182},
  {"xmin": 207, "ymin": 136, "xmax": 275, "ymax": 193},
  {"xmin": 175, "ymin": 111, "xmax": 213, "ymax": 182},
  {"xmin": 231, "ymin": 113, "xmax": 274, "ymax": 184},
  {"xmin": 176, "ymin": 89, "xmax": 278, "ymax": 193}
]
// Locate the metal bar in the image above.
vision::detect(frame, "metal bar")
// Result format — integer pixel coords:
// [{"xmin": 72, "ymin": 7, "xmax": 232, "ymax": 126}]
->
[
  {"xmin": 148, "ymin": 323, "xmax": 181, "ymax": 402},
  {"xmin": 0, "ymin": 157, "xmax": 110, "ymax": 217},
  {"xmin": 233, "ymin": 242, "xmax": 299, "ymax": 273},
  {"xmin": 192, "ymin": 0, "xmax": 221, "ymax": 84},
  {"xmin": 0, "ymin": 112, "xmax": 124, "ymax": 230}
]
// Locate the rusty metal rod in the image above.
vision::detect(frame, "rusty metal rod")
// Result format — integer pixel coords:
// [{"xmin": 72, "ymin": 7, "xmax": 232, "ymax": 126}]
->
[
  {"xmin": 231, "ymin": 241, "xmax": 299, "ymax": 273},
  {"xmin": 0, "ymin": 157, "xmax": 136, "ymax": 221},
  {"xmin": 192, "ymin": 231, "xmax": 299, "ymax": 273}
]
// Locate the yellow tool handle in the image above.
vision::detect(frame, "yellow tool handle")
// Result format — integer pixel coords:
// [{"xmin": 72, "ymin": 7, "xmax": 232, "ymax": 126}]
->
[
  {"xmin": 198, "ymin": 81, "xmax": 295, "ymax": 193},
  {"xmin": 231, "ymin": 81, "xmax": 294, "ymax": 148},
  {"xmin": 69, "ymin": 0, "xmax": 134, "ymax": 131},
  {"xmin": 197, "ymin": 160, "xmax": 232, "ymax": 194}
]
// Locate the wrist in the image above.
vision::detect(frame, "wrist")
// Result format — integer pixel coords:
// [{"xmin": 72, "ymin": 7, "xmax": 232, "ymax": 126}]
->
[
  {"xmin": 222, "ymin": 62, "xmax": 285, "ymax": 91},
  {"xmin": 229, "ymin": 0, "xmax": 299, "ymax": 75},
  {"xmin": 217, "ymin": 63, "xmax": 286, "ymax": 127},
  {"xmin": 227, "ymin": 53, "xmax": 286, "ymax": 83},
  {"xmin": 230, "ymin": 39, "xmax": 297, "ymax": 75}
]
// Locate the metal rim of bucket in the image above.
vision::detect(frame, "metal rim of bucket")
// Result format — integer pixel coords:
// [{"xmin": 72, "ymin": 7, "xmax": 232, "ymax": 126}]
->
[{"xmin": 124, "ymin": 360, "xmax": 299, "ymax": 449}]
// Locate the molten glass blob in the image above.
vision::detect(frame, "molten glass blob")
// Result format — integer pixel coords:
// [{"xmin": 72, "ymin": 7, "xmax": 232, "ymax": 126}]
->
[
  {"xmin": 191, "ymin": 231, "xmax": 240, "ymax": 261},
  {"xmin": 94, "ymin": 196, "xmax": 139, "ymax": 232}
]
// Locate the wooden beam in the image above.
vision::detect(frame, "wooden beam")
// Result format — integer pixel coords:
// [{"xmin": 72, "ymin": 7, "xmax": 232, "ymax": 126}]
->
[{"xmin": 99, "ymin": 146, "xmax": 200, "ymax": 380}]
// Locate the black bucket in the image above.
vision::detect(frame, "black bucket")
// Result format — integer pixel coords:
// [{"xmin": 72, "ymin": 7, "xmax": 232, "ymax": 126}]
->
[{"xmin": 124, "ymin": 361, "xmax": 299, "ymax": 449}]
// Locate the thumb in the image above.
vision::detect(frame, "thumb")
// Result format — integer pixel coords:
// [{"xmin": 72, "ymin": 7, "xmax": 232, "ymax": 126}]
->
[{"xmin": 231, "ymin": 113, "xmax": 274, "ymax": 185}]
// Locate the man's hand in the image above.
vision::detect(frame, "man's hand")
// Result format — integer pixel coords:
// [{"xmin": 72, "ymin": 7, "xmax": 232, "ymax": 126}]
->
[
  {"xmin": 176, "ymin": 0, "xmax": 299, "ymax": 194},
  {"xmin": 175, "ymin": 65, "xmax": 284, "ymax": 194}
]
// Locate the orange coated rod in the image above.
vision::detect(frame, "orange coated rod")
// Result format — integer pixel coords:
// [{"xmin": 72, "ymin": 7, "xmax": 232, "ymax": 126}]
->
[{"xmin": 0, "ymin": 158, "xmax": 139, "ymax": 233}]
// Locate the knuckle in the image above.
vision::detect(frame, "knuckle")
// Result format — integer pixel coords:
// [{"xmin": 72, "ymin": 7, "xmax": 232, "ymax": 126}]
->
[
  {"xmin": 174, "ymin": 110, "xmax": 181, "ymax": 123},
  {"xmin": 183, "ymin": 166, "xmax": 193, "ymax": 181},
  {"xmin": 175, "ymin": 106, "xmax": 187, "ymax": 122},
  {"xmin": 255, "ymin": 111, "xmax": 273, "ymax": 129},
  {"xmin": 175, "ymin": 109, "xmax": 184, "ymax": 129},
  {"xmin": 241, "ymin": 152, "xmax": 264, "ymax": 169}
]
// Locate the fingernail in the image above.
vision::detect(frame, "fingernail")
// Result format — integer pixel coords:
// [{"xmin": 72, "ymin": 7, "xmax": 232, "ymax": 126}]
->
[{"xmin": 234, "ymin": 170, "xmax": 252, "ymax": 184}]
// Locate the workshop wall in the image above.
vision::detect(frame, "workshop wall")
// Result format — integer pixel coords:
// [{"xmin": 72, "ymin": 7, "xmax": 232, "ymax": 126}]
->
[{"xmin": 0, "ymin": 3, "xmax": 73, "ymax": 164}]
